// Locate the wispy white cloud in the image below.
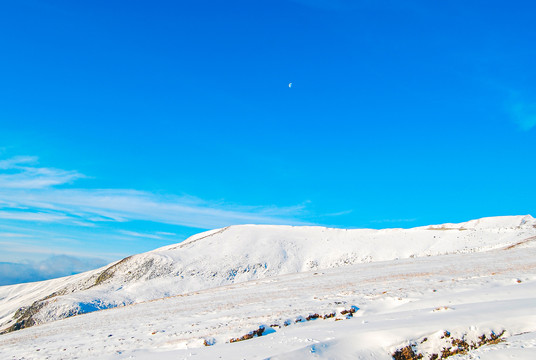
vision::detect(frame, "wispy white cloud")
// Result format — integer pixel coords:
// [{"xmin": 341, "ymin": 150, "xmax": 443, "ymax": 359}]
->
[
  {"xmin": 0, "ymin": 188, "xmax": 309, "ymax": 228},
  {"xmin": 0, "ymin": 232, "xmax": 30, "ymax": 238},
  {"xmin": 0, "ymin": 155, "xmax": 38, "ymax": 169},
  {"xmin": 0, "ymin": 156, "xmax": 315, "ymax": 284},
  {"xmin": 0, "ymin": 210, "xmax": 70, "ymax": 222},
  {"xmin": 499, "ymin": 88, "xmax": 536, "ymax": 131},
  {"xmin": 0, "ymin": 155, "xmax": 84, "ymax": 189},
  {"xmin": 323, "ymin": 209, "xmax": 353, "ymax": 217},
  {"xmin": 509, "ymin": 101, "xmax": 536, "ymax": 131},
  {"xmin": 156, "ymin": 231, "xmax": 176, "ymax": 236},
  {"xmin": 0, "ymin": 156, "xmax": 309, "ymax": 230},
  {"xmin": 119, "ymin": 230, "xmax": 165, "ymax": 240},
  {"xmin": 70, "ymin": 220, "xmax": 98, "ymax": 227}
]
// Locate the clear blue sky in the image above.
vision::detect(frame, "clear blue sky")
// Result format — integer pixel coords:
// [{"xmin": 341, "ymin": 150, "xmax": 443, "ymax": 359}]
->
[{"xmin": 0, "ymin": 1, "xmax": 535, "ymax": 282}]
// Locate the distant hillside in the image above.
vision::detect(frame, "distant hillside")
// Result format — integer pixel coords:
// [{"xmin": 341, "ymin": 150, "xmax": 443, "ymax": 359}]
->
[{"xmin": 1, "ymin": 215, "xmax": 535, "ymax": 334}]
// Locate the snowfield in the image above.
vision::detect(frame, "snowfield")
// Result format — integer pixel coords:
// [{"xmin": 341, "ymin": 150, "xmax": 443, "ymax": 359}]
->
[{"xmin": 1, "ymin": 215, "xmax": 536, "ymax": 359}]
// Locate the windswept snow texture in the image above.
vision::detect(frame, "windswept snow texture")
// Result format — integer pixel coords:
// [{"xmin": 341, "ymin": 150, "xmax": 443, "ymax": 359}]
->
[{"xmin": 1, "ymin": 215, "xmax": 536, "ymax": 359}]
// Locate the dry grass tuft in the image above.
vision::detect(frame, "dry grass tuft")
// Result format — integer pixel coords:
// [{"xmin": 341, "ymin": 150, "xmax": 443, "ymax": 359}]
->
[{"xmin": 392, "ymin": 330, "xmax": 505, "ymax": 360}]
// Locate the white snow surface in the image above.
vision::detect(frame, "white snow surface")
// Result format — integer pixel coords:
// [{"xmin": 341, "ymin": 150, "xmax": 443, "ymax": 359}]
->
[{"xmin": 1, "ymin": 215, "xmax": 536, "ymax": 359}]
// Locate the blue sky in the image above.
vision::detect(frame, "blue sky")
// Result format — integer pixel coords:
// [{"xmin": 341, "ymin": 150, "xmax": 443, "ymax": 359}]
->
[{"xmin": 1, "ymin": 1, "xmax": 535, "ymax": 284}]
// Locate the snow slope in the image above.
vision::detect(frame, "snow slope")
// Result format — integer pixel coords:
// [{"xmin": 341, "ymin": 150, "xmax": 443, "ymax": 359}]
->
[
  {"xmin": 1, "ymin": 230, "xmax": 536, "ymax": 359},
  {"xmin": 1, "ymin": 215, "xmax": 535, "ymax": 335},
  {"xmin": 1, "ymin": 215, "xmax": 536, "ymax": 359}
]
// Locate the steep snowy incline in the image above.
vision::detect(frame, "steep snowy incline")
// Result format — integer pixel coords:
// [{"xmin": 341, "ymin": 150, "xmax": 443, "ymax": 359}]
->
[
  {"xmin": 1, "ymin": 215, "xmax": 535, "ymax": 334},
  {"xmin": 1, "ymin": 241, "xmax": 536, "ymax": 360}
]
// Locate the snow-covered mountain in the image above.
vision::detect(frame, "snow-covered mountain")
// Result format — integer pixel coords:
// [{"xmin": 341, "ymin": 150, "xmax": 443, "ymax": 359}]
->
[{"xmin": 1, "ymin": 215, "xmax": 535, "ymax": 337}]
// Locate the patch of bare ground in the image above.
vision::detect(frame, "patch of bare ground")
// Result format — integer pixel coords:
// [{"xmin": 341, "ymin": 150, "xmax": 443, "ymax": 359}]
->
[
  {"xmin": 426, "ymin": 226, "xmax": 468, "ymax": 231},
  {"xmin": 229, "ymin": 326, "xmax": 265, "ymax": 343},
  {"xmin": 371, "ymin": 272, "xmax": 433, "ymax": 283},
  {"xmin": 175, "ymin": 226, "xmax": 230, "ymax": 250},
  {"xmin": 227, "ymin": 306, "xmax": 358, "ymax": 344},
  {"xmin": 393, "ymin": 345, "xmax": 423, "ymax": 360},
  {"xmin": 392, "ymin": 330, "xmax": 505, "ymax": 360},
  {"xmin": 503, "ymin": 236, "xmax": 536, "ymax": 250}
]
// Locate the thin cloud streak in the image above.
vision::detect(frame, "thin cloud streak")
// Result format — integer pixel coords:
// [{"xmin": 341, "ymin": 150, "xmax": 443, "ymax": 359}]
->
[
  {"xmin": 0, "ymin": 189, "xmax": 309, "ymax": 228},
  {"xmin": 323, "ymin": 209, "xmax": 353, "ymax": 217},
  {"xmin": 0, "ymin": 155, "xmax": 84, "ymax": 189},
  {"xmin": 0, "ymin": 155, "xmax": 38, "ymax": 169},
  {"xmin": 119, "ymin": 230, "xmax": 165, "ymax": 240},
  {"xmin": 0, "ymin": 210, "xmax": 70, "ymax": 222},
  {"xmin": 0, "ymin": 232, "xmax": 30, "ymax": 238},
  {"xmin": 0, "ymin": 156, "xmax": 310, "ymax": 230}
]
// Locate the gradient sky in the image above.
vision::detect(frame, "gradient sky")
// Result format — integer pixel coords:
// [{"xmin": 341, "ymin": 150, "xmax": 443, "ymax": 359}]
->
[{"xmin": 1, "ymin": 1, "xmax": 535, "ymax": 282}]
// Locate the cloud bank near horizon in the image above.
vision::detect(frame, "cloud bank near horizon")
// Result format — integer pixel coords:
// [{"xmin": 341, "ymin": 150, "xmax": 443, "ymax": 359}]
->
[{"xmin": 0, "ymin": 255, "xmax": 108, "ymax": 286}]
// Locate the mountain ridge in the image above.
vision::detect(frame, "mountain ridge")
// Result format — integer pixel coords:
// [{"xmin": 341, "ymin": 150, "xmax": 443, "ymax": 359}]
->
[{"xmin": 1, "ymin": 215, "xmax": 535, "ymax": 334}]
